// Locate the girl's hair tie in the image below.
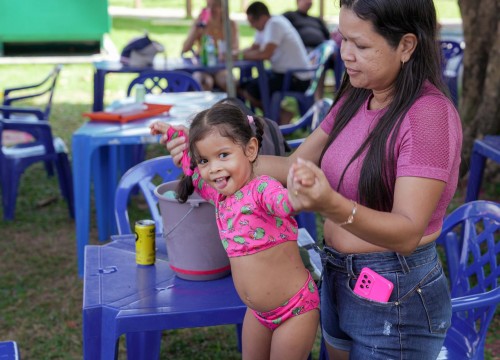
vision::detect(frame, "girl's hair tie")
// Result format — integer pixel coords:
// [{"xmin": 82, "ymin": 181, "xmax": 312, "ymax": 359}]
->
[{"xmin": 247, "ymin": 115, "xmax": 254, "ymax": 124}]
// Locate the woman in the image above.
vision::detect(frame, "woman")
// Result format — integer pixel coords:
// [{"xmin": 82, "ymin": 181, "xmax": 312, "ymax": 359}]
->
[
  {"xmin": 166, "ymin": 0, "xmax": 462, "ymax": 358},
  {"xmin": 181, "ymin": 0, "xmax": 239, "ymax": 91}
]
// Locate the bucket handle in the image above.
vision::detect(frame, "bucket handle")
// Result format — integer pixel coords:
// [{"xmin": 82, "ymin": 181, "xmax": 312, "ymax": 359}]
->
[{"xmin": 162, "ymin": 205, "xmax": 196, "ymax": 239}]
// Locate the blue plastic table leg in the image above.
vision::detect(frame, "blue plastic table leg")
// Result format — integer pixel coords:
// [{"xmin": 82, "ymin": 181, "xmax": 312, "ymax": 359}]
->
[
  {"xmin": 93, "ymin": 69, "xmax": 106, "ymax": 112},
  {"xmin": 465, "ymin": 145, "xmax": 486, "ymax": 202},
  {"xmin": 94, "ymin": 146, "xmax": 119, "ymax": 241},
  {"xmin": 256, "ymin": 62, "xmax": 270, "ymax": 118},
  {"xmin": 72, "ymin": 133, "xmax": 94, "ymax": 277},
  {"xmin": 125, "ymin": 331, "xmax": 162, "ymax": 360}
]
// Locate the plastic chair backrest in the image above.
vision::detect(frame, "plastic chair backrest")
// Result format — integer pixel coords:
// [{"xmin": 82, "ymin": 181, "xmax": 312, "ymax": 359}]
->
[
  {"xmin": 305, "ymin": 40, "xmax": 336, "ymax": 96},
  {"xmin": 126, "ymin": 70, "xmax": 202, "ymax": 96},
  {"xmin": 280, "ymin": 97, "xmax": 332, "ymax": 136},
  {"xmin": 436, "ymin": 200, "xmax": 500, "ymax": 359},
  {"xmin": 439, "ymin": 40, "xmax": 464, "ymax": 106},
  {"xmin": 114, "ymin": 155, "xmax": 183, "ymax": 234},
  {"xmin": 440, "ymin": 40, "xmax": 464, "ymax": 70},
  {"xmin": 2, "ymin": 64, "xmax": 62, "ymax": 120}
]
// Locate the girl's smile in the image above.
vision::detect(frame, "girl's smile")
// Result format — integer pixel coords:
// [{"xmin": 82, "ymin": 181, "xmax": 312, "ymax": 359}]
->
[{"xmin": 194, "ymin": 130, "xmax": 258, "ymax": 197}]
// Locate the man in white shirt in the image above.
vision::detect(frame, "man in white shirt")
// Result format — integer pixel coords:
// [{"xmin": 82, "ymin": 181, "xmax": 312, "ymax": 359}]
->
[{"xmin": 239, "ymin": 1, "xmax": 312, "ymax": 122}]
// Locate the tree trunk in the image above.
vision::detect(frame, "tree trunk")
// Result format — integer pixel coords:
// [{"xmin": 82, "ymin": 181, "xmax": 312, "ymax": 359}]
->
[
  {"xmin": 186, "ymin": 0, "xmax": 192, "ymax": 19},
  {"xmin": 458, "ymin": 0, "xmax": 500, "ymax": 176}
]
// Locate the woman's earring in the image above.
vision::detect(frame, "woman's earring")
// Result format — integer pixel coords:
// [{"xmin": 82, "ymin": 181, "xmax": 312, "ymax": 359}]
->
[{"xmin": 401, "ymin": 59, "xmax": 405, "ymax": 69}]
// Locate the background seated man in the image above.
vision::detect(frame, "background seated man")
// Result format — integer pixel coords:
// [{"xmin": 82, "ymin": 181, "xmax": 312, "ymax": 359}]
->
[
  {"xmin": 238, "ymin": 1, "xmax": 312, "ymax": 124},
  {"xmin": 283, "ymin": 0, "xmax": 330, "ymax": 52}
]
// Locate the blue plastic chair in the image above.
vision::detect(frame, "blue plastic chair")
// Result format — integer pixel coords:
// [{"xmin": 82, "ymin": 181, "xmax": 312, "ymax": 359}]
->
[
  {"xmin": 440, "ymin": 40, "xmax": 464, "ymax": 107},
  {"xmin": 0, "ymin": 341, "xmax": 19, "ymax": 360},
  {"xmin": 436, "ymin": 200, "xmax": 500, "ymax": 359},
  {"xmin": 114, "ymin": 155, "xmax": 183, "ymax": 234},
  {"xmin": 0, "ymin": 119, "xmax": 74, "ymax": 220},
  {"xmin": 465, "ymin": 135, "xmax": 500, "ymax": 202},
  {"xmin": 126, "ymin": 70, "xmax": 202, "ymax": 96},
  {"xmin": 1, "ymin": 65, "xmax": 63, "ymax": 177},
  {"xmin": 268, "ymin": 40, "xmax": 336, "ymax": 123},
  {"xmin": 1, "ymin": 64, "xmax": 62, "ymax": 121}
]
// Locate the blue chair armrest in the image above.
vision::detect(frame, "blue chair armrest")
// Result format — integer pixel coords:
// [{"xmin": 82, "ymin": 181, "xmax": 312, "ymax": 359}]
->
[
  {"xmin": 0, "ymin": 105, "xmax": 45, "ymax": 120},
  {"xmin": 4, "ymin": 80, "xmax": 47, "ymax": 96},
  {"xmin": 451, "ymin": 287, "xmax": 500, "ymax": 312},
  {"xmin": 3, "ymin": 64, "xmax": 62, "ymax": 101},
  {"xmin": 3, "ymin": 89, "xmax": 52, "ymax": 106}
]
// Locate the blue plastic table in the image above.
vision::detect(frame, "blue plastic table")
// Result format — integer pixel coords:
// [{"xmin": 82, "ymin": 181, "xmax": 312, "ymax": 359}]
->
[
  {"xmin": 82, "ymin": 233, "xmax": 246, "ymax": 360},
  {"xmin": 92, "ymin": 59, "xmax": 270, "ymax": 116},
  {"xmin": 73, "ymin": 92, "xmax": 227, "ymax": 276}
]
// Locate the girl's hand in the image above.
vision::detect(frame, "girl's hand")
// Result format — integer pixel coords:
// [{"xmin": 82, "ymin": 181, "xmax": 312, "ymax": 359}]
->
[
  {"xmin": 149, "ymin": 121, "xmax": 170, "ymax": 136},
  {"xmin": 165, "ymin": 125, "xmax": 189, "ymax": 167},
  {"xmin": 149, "ymin": 122, "xmax": 189, "ymax": 167},
  {"xmin": 287, "ymin": 158, "xmax": 335, "ymax": 213}
]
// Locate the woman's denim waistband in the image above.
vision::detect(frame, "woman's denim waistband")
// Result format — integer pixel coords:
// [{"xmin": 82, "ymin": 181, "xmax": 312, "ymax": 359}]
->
[{"xmin": 320, "ymin": 241, "xmax": 437, "ymax": 275}]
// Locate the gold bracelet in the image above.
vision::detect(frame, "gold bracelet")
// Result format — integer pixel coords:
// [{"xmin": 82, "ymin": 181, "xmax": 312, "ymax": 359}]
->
[{"xmin": 339, "ymin": 201, "xmax": 357, "ymax": 226}]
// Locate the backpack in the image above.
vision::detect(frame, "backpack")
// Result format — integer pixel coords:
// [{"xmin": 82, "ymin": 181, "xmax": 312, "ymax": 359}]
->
[
  {"xmin": 120, "ymin": 34, "xmax": 164, "ymax": 67},
  {"xmin": 215, "ymin": 97, "xmax": 289, "ymax": 156}
]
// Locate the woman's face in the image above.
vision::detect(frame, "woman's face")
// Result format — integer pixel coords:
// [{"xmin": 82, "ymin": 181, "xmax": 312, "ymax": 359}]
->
[
  {"xmin": 338, "ymin": 7, "xmax": 404, "ymax": 93},
  {"xmin": 207, "ymin": 0, "xmax": 222, "ymax": 16}
]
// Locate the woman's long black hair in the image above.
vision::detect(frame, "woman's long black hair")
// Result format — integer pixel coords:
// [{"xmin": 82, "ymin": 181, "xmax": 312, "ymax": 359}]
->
[
  {"xmin": 177, "ymin": 103, "xmax": 265, "ymax": 203},
  {"xmin": 320, "ymin": 0, "xmax": 448, "ymax": 211}
]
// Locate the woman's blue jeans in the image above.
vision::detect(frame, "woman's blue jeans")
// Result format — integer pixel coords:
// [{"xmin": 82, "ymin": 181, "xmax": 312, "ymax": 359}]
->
[{"xmin": 319, "ymin": 242, "xmax": 451, "ymax": 359}]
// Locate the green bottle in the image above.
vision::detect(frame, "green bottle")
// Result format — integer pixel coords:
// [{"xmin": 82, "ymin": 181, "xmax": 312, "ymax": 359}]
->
[{"xmin": 200, "ymin": 34, "xmax": 208, "ymax": 66}]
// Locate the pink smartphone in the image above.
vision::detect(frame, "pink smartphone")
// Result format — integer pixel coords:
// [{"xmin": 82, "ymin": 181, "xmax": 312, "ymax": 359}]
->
[{"xmin": 353, "ymin": 267, "xmax": 394, "ymax": 302}]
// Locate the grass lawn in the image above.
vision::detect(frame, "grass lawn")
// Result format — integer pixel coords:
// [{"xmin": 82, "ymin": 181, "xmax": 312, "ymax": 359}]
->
[{"xmin": 0, "ymin": 2, "xmax": 498, "ymax": 359}]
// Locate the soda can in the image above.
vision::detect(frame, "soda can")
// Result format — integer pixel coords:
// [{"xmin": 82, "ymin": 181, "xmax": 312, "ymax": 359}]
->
[{"xmin": 135, "ymin": 219, "xmax": 156, "ymax": 265}]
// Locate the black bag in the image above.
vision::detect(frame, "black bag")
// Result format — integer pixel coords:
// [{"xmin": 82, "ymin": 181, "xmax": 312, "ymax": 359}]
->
[
  {"xmin": 120, "ymin": 34, "xmax": 164, "ymax": 67},
  {"xmin": 215, "ymin": 97, "xmax": 289, "ymax": 156}
]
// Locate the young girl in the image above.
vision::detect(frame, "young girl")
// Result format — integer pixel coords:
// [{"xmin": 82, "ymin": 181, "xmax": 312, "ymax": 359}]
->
[{"xmin": 150, "ymin": 103, "xmax": 319, "ymax": 360}]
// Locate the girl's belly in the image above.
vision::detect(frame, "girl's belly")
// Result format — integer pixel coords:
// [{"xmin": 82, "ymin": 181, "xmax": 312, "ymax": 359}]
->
[{"xmin": 229, "ymin": 241, "xmax": 309, "ymax": 312}]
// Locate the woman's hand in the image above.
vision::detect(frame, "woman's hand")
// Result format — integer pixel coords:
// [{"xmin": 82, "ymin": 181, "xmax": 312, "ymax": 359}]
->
[{"xmin": 287, "ymin": 158, "xmax": 336, "ymax": 213}]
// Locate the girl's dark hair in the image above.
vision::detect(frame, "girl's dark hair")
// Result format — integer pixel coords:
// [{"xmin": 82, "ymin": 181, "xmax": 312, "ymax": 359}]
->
[
  {"xmin": 177, "ymin": 102, "xmax": 265, "ymax": 203},
  {"xmin": 321, "ymin": 0, "xmax": 447, "ymax": 211}
]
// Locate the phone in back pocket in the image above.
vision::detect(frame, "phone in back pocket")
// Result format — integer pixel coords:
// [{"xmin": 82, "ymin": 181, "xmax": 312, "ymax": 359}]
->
[{"xmin": 353, "ymin": 267, "xmax": 394, "ymax": 302}]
